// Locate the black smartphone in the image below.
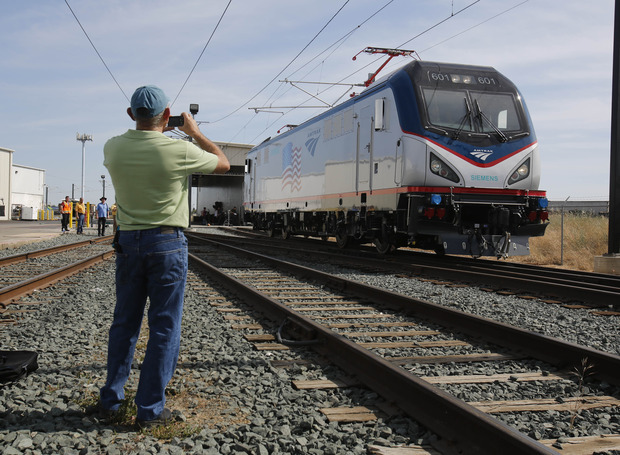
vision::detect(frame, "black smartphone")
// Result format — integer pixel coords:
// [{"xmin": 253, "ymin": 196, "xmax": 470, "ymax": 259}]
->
[{"xmin": 167, "ymin": 115, "xmax": 184, "ymax": 127}]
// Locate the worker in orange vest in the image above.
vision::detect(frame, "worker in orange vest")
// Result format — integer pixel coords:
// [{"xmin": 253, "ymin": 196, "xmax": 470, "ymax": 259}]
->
[{"xmin": 60, "ymin": 196, "xmax": 71, "ymax": 234}]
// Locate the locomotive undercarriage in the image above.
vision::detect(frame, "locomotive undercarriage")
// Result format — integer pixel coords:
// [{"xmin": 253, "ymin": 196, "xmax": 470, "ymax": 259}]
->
[{"xmin": 250, "ymin": 192, "xmax": 548, "ymax": 257}]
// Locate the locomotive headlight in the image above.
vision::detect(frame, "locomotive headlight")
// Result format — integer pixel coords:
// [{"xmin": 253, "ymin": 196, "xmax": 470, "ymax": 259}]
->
[
  {"xmin": 430, "ymin": 194, "xmax": 442, "ymax": 205},
  {"xmin": 429, "ymin": 153, "xmax": 460, "ymax": 183},
  {"xmin": 508, "ymin": 158, "xmax": 531, "ymax": 185},
  {"xmin": 538, "ymin": 197, "xmax": 549, "ymax": 209}
]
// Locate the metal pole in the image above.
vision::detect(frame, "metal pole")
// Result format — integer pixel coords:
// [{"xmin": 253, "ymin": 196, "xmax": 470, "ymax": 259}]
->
[
  {"xmin": 76, "ymin": 133, "xmax": 93, "ymax": 200},
  {"xmin": 560, "ymin": 206, "xmax": 564, "ymax": 266},
  {"xmin": 608, "ymin": 0, "xmax": 620, "ymax": 254},
  {"xmin": 560, "ymin": 196, "xmax": 569, "ymax": 266},
  {"xmin": 81, "ymin": 141, "xmax": 86, "ymax": 199}
]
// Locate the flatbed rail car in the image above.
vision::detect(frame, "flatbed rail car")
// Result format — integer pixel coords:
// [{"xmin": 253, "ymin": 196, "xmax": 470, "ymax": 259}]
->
[{"xmin": 243, "ymin": 60, "xmax": 549, "ymax": 257}]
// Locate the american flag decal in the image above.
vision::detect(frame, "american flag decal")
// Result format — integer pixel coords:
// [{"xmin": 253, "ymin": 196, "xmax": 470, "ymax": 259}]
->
[{"xmin": 282, "ymin": 142, "xmax": 302, "ymax": 192}]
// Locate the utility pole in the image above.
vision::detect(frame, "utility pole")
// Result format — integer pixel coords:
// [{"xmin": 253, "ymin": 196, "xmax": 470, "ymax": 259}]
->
[
  {"xmin": 101, "ymin": 175, "xmax": 106, "ymax": 199},
  {"xmin": 595, "ymin": 0, "xmax": 620, "ymax": 274},
  {"xmin": 609, "ymin": 0, "xmax": 620, "ymax": 255},
  {"xmin": 76, "ymin": 133, "xmax": 93, "ymax": 199}
]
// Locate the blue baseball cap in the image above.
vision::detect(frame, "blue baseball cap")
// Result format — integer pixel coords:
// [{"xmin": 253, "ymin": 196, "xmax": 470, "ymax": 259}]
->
[{"xmin": 130, "ymin": 85, "xmax": 169, "ymax": 118}]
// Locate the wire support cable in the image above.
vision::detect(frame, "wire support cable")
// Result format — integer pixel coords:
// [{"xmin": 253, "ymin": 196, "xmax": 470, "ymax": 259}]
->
[
  {"xmin": 64, "ymin": 0, "xmax": 129, "ymax": 102},
  {"xmin": 420, "ymin": 0, "xmax": 530, "ymax": 54},
  {"xmin": 170, "ymin": 0, "xmax": 233, "ymax": 107},
  {"xmin": 210, "ymin": 0, "xmax": 351, "ymax": 124},
  {"xmin": 227, "ymin": 0, "xmax": 393, "ymax": 143},
  {"xmin": 317, "ymin": 0, "xmax": 480, "ymax": 94},
  {"xmin": 257, "ymin": 0, "xmax": 394, "ymax": 111},
  {"xmin": 246, "ymin": 0, "xmax": 481, "ymax": 143}
]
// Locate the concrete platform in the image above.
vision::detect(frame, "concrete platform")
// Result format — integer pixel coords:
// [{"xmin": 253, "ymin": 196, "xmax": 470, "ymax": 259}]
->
[
  {"xmin": 0, "ymin": 220, "xmax": 93, "ymax": 250},
  {"xmin": 0, "ymin": 220, "xmax": 225, "ymax": 251}
]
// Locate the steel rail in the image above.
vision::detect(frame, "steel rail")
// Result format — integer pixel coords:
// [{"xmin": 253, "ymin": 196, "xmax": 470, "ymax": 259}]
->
[
  {"xmin": 196, "ymin": 231, "xmax": 620, "ymax": 307},
  {"xmin": 219, "ymin": 226, "xmax": 620, "ymax": 288},
  {"xmin": 0, "ymin": 249, "xmax": 114, "ymax": 305},
  {"xmin": 189, "ymin": 235, "xmax": 620, "ymax": 381},
  {"xmin": 187, "ymin": 237, "xmax": 620, "ymax": 454},
  {"xmin": 0, "ymin": 235, "xmax": 113, "ymax": 267}
]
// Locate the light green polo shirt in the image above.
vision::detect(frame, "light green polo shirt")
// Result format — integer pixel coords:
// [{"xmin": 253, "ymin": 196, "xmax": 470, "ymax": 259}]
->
[{"xmin": 103, "ymin": 129, "xmax": 218, "ymax": 230}]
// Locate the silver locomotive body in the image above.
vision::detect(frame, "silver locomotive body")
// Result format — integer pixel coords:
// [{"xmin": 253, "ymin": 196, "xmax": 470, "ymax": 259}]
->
[{"xmin": 243, "ymin": 60, "xmax": 548, "ymax": 257}]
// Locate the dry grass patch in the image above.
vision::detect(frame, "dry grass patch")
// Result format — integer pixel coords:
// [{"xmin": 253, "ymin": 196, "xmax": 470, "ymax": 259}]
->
[{"xmin": 509, "ymin": 213, "xmax": 608, "ymax": 271}]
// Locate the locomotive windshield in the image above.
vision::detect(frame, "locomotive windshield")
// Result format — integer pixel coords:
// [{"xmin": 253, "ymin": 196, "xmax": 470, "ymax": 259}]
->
[
  {"xmin": 407, "ymin": 62, "xmax": 530, "ymax": 143},
  {"xmin": 422, "ymin": 88, "xmax": 522, "ymax": 139}
]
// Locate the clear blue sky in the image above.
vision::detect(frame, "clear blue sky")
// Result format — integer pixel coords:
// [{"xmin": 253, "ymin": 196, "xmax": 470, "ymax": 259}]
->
[{"xmin": 0, "ymin": 0, "xmax": 615, "ymax": 205}]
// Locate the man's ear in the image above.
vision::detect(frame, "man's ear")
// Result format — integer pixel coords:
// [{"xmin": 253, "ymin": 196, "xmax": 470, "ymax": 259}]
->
[
  {"xmin": 127, "ymin": 108, "xmax": 136, "ymax": 120},
  {"xmin": 162, "ymin": 107, "xmax": 171, "ymax": 121}
]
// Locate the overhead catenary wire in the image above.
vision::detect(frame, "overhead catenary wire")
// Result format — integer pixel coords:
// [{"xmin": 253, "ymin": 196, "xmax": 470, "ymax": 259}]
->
[
  {"xmin": 259, "ymin": 0, "xmax": 394, "ymax": 110},
  {"xmin": 210, "ymin": 0, "xmax": 351, "ymax": 125},
  {"xmin": 246, "ymin": 0, "xmax": 481, "ymax": 144},
  {"xmin": 329, "ymin": 0, "xmax": 481, "ymax": 90},
  {"xmin": 243, "ymin": 0, "xmax": 530, "ymax": 146},
  {"xmin": 420, "ymin": 0, "xmax": 530, "ymax": 54},
  {"xmin": 170, "ymin": 0, "xmax": 233, "ymax": 108},
  {"xmin": 225, "ymin": 0, "xmax": 394, "ymax": 143},
  {"xmin": 64, "ymin": 0, "xmax": 129, "ymax": 103}
]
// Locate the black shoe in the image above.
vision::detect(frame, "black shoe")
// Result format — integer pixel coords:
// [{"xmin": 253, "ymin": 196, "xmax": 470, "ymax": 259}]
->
[
  {"xmin": 136, "ymin": 408, "xmax": 173, "ymax": 429},
  {"xmin": 84, "ymin": 402, "xmax": 118, "ymax": 420}
]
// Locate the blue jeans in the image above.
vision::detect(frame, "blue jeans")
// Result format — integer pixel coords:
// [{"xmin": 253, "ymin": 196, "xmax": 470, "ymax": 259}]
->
[
  {"xmin": 77, "ymin": 214, "xmax": 85, "ymax": 233},
  {"xmin": 100, "ymin": 227, "xmax": 188, "ymax": 420}
]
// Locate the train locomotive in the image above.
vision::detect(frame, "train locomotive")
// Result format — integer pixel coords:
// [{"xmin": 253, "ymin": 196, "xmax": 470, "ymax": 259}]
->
[{"xmin": 243, "ymin": 59, "xmax": 549, "ymax": 257}]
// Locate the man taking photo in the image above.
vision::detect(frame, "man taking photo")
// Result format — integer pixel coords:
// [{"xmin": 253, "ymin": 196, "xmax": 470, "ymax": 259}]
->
[{"xmin": 99, "ymin": 85, "xmax": 229, "ymax": 428}]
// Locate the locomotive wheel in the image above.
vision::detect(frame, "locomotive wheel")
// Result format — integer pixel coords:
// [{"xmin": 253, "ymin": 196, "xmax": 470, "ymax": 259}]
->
[
  {"xmin": 374, "ymin": 236, "xmax": 395, "ymax": 255},
  {"xmin": 281, "ymin": 228, "xmax": 291, "ymax": 240},
  {"xmin": 335, "ymin": 227, "xmax": 349, "ymax": 249},
  {"xmin": 266, "ymin": 224, "xmax": 276, "ymax": 237}
]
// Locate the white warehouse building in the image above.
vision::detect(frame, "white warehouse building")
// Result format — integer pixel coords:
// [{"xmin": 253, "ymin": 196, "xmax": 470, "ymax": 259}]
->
[{"xmin": 0, "ymin": 146, "xmax": 46, "ymax": 221}]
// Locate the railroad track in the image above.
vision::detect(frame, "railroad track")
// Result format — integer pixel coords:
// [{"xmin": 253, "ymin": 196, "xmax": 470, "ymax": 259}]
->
[
  {"xmin": 203, "ymin": 228, "xmax": 620, "ymax": 311},
  {"xmin": 0, "ymin": 236, "xmax": 114, "ymax": 323},
  {"xmin": 187, "ymin": 233, "xmax": 620, "ymax": 455}
]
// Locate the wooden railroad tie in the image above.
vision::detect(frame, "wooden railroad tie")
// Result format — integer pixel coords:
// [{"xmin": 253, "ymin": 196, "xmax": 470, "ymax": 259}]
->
[
  {"xmin": 468, "ymin": 396, "xmax": 620, "ymax": 413},
  {"xmin": 539, "ymin": 434, "xmax": 620, "ymax": 453},
  {"xmin": 291, "ymin": 306, "xmax": 375, "ymax": 312},
  {"xmin": 341, "ymin": 330, "xmax": 439, "ymax": 338},
  {"xmin": 291, "ymin": 371, "xmax": 566, "ymax": 390},
  {"xmin": 246, "ymin": 334, "xmax": 467, "ymax": 350},
  {"xmin": 590, "ymin": 310, "xmax": 620, "ymax": 316},
  {"xmin": 223, "ymin": 315, "xmax": 250, "ymax": 321},
  {"xmin": 384, "ymin": 352, "xmax": 522, "ymax": 365},
  {"xmin": 319, "ymin": 406, "xmax": 380, "ymax": 423},
  {"xmin": 368, "ymin": 444, "xmax": 442, "ymax": 455},
  {"xmin": 324, "ymin": 321, "xmax": 419, "ymax": 329},
  {"xmin": 293, "ymin": 377, "xmax": 359, "ymax": 390},
  {"xmin": 231, "ymin": 323, "xmax": 263, "ymax": 330},
  {"xmin": 314, "ymin": 314, "xmax": 395, "ymax": 320}
]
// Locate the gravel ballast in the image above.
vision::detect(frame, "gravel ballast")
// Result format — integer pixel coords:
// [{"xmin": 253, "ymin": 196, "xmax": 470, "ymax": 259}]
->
[{"xmin": 1, "ymin": 233, "xmax": 619, "ymax": 454}]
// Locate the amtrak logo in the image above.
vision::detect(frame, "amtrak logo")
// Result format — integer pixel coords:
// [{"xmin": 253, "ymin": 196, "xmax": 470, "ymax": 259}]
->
[
  {"xmin": 305, "ymin": 137, "xmax": 319, "ymax": 156},
  {"xmin": 470, "ymin": 149, "xmax": 493, "ymax": 161}
]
